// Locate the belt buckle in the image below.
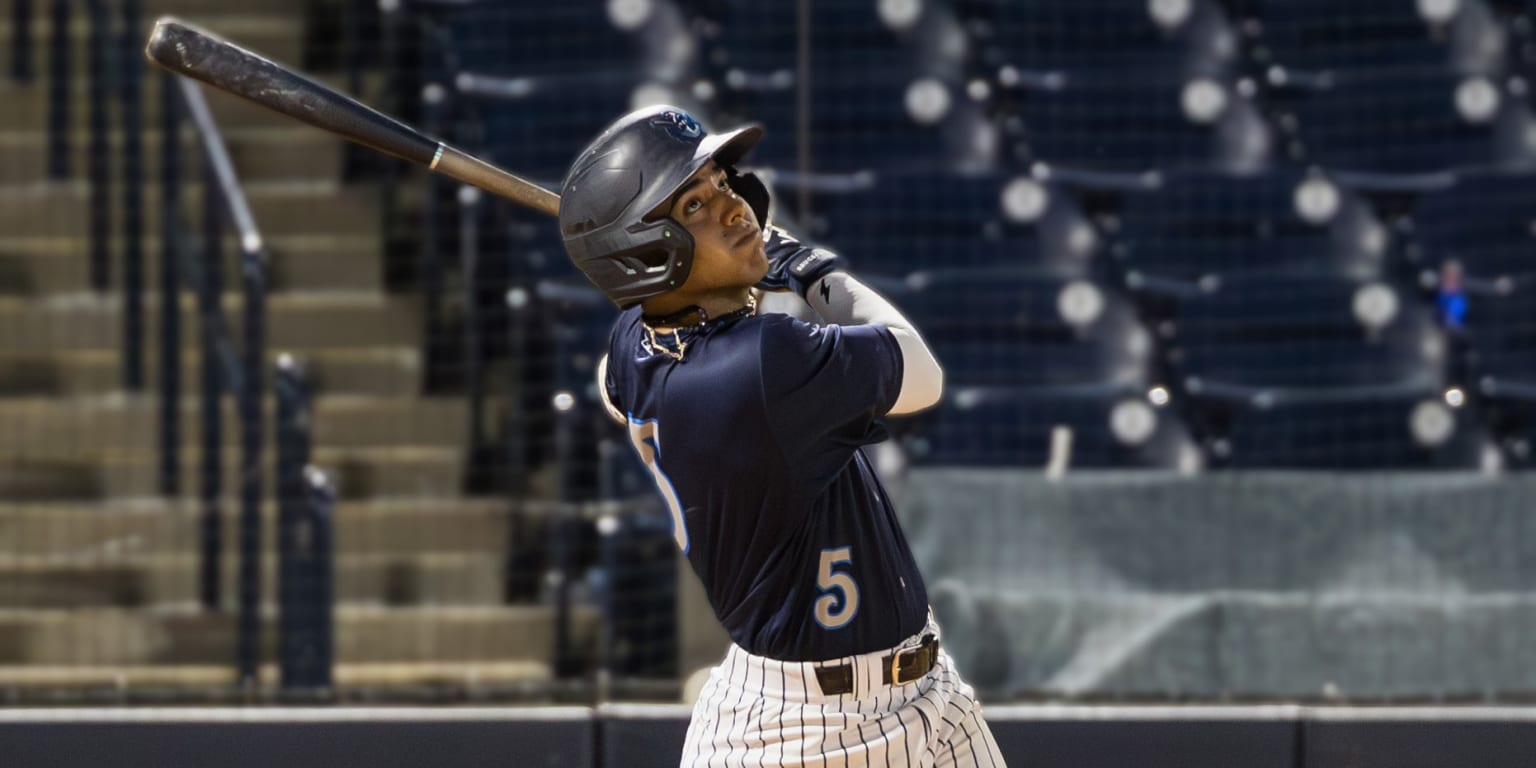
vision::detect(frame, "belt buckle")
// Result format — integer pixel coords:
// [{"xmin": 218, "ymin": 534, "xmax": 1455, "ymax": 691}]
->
[{"xmin": 890, "ymin": 648, "xmax": 920, "ymax": 686}]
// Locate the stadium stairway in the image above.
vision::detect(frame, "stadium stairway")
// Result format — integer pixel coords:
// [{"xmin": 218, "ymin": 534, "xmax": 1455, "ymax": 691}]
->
[{"xmin": 0, "ymin": 1, "xmax": 582, "ymax": 701}]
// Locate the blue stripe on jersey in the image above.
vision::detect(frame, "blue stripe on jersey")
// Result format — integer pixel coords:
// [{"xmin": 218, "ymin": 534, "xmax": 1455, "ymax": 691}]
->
[{"xmin": 624, "ymin": 414, "xmax": 690, "ymax": 554}]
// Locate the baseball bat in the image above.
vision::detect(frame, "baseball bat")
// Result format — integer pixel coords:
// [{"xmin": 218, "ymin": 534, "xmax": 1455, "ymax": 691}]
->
[{"xmin": 144, "ymin": 17, "xmax": 561, "ymax": 218}]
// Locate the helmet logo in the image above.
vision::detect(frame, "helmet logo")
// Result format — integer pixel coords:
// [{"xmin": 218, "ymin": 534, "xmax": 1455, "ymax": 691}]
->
[{"xmin": 650, "ymin": 110, "xmax": 704, "ymax": 143}]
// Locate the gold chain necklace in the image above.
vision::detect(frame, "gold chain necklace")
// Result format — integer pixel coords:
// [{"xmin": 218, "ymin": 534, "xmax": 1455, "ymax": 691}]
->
[{"xmin": 641, "ymin": 295, "xmax": 757, "ymax": 361}]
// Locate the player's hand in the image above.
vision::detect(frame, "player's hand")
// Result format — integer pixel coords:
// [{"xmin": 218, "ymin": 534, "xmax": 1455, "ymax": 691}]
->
[{"xmin": 755, "ymin": 225, "xmax": 845, "ymax": 299}]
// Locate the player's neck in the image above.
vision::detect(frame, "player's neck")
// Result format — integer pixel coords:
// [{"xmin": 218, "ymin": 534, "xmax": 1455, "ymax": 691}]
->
[{"xmin": 641, "ymin": 289, "xmax": 754, "ymax": 327}]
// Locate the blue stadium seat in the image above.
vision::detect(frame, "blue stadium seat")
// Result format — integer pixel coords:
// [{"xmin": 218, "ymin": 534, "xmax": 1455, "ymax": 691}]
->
[
  {"xmin": 440, "ymin": 3, "xmax": 644, "ymax": 77},
  {"xmin": 906, "ymin": 385, "xmax": 1193, "ymax": 469},
  {"xmin": 706, "ymin": 0, "xmax": 962, "ymax": 75},
  {"xmin": 1415, "ymin": 169, "xmax": 1536, "ymax": 280},
  {"xmin": 1211, "ymin": 393, "xmax": 1489, "ymax": 469},
  {"xmin": 474, "ymin": 72, "xmax": 644, "ymax": 182},
  {"xmin": 1116, "ymin": 171, "xmax": 1394, "ymax": 283},
  {"xmin": 708, "ymin": 68, "xmax": 995, "ymax": 174},
  {"xmin": 809, "ymin": 170, "xmax": 1096, "ymax": 276},
  {"xmin": 810, "ymin": 69, "xmax": 998, "ymax": 174},
  {"xmin": 504, "ymin": 210, "xmax": 571, "ymax": 280},
  {"xmin": 896, "ymin": 268, "xmax": 1152, "ymax": 390},
  {"xmin": 704, "ymin": 1, "xmax": 989, "ymax": 174},
  {"xmin": 1164, "ymin": 273, "xmax": 1481, "ymax": 468},
  {"xmin": 970, "ymin": 0, "xmax": 1239, "ymax": 77},
  {"xmin": 1466, "ymin": 282, "xmax": 1536, "ymax": 398},
  {"xmin": 1003, "ymin": 72, "xmax": 1274, "ymax": 173},
  {"xmin": 1470, "ymin": 287, "xmax": 1536, "ymax": 463},
  {"xmin": 535, "ymin": 279, "xmax": 620, "ymax": 400},
  {"xmin": 1171, "ymin": 274, "xmax": 1439, "ymax": 392},
  {"xmin": 1285, "ymin": 70, "xmax": 1536, "ymax": 174},
  {"xmin": 1252, "ymin": 0, "xmax": 1511, "ymax": 75},
  {"xmin": 699, "ymin": 0, "xmax": 798, "ymax": 80}
]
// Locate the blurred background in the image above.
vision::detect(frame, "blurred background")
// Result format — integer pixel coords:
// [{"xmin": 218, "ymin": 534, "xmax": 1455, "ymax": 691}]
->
[{"xmin": 2, "ymin": 0, "xmax": 1536, "ymax": 762}]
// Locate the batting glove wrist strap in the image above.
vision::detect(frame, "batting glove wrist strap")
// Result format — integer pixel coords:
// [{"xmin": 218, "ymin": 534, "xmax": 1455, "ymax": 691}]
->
[{"xmin": 755, "ymin": 226, "xmax": 846, "ymax": 299}]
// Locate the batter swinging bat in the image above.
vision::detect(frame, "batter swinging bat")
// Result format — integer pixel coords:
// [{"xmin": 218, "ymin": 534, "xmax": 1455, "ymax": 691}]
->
[{"xmin": 144, "ymin": 17, "xmax": 561, "ymax": 218}]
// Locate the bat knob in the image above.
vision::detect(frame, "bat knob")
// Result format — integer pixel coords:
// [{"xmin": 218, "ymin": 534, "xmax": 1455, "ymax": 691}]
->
[{"xmin": 145, "ymin": 17, "xmax": 208, "ymax": 70}]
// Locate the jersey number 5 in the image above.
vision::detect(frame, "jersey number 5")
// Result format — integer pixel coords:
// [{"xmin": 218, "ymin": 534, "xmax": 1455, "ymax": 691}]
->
[
  {"xmin": 627, "ymin": 417, "xmax": 689, "ymax": 553},
  {"xmin": 814, "ymin": 547, "xmax": 860, "ymax": 630}
]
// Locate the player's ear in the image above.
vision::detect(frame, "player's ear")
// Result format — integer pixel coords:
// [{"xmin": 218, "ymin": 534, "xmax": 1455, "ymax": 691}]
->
[{"xmin": 725, "ymin": 168, "xmax": 771, "ymax": 226}]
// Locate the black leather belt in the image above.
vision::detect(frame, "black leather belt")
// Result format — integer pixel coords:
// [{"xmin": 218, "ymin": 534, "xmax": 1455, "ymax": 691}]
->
[{"xmin": 813, "ymin": 635, "xmax": 939, "ymax": 696}]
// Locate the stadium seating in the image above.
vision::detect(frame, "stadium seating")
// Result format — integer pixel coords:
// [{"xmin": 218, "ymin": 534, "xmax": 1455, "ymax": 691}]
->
[
  {"xmin": 807, "ymin": 68, "xmax": 996, "ymax": 173},
  {"xmin": 704, "ymin": 0, "xmax": 991, "ymax": 174},
  {"xmin": 895, "ymin": 267, "xmax": 1183, "ymax": 468},
  {"xmin": 1414, "ymin": 169, "xmax": 1536, "ymax": 281},
  {"xmin": 472, "ymin": 72, "xmax": 649, "ymax": 183},
  {"xmin": 1465, "ymin": 281, "xmax": 1536, "ymax": 397},
  {"xmin": 1282, "ymin": 69, "xmax": 1536, "ymax": 173},
  {"xmin": 1162, "ymin": 272, "xmax": 1483, "ymax": 467},
  {"xmin": 438, "ymin": 3, "xmax": 645, "ymax": 77},
  {"xmin": 1116, "ymin": 170, "xmax": 1395, "ymax": 284},
  {"xmin": 534, "ymin": 278, "xmax": 618, "ymax": 408},
  {"xmin": 1170, "ymin": 273, "xmax": 1437, "ymax": 391},
  {"xmin": 530, "ymin": 278, "xmax": 630, "ymax": 500},
  {"xmin": 407, "ymin": 0, "xmax": 1536, "ymax": 474},
  {"xmin": 808, "ymin": 170, "xmax": 1097, "ymax": 276},
  {"xmin": 896, "ymin": 268, "xmax": 1151, "ymax": 390},
  {"xmin": 967, "ymin": 0, "xmax": 1240, "ymax": 78},
  {"xmin": 1002, "ymin": 71, "xmax": 1275, "ymax": 173},
  {"xmin": 1251, "ymin": 0, "xmax": 1512, "ymax": 75},
  {"xmin": 906, "ymin": 384, "xmax": 1194, "ymax": 469},
  {"xmin": 1211, "ymin": 392, "xmax": 1489, "ymax": 469}
]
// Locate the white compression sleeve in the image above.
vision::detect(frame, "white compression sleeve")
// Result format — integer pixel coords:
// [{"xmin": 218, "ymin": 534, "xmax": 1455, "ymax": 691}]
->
[{"xmin": 803, "ymin": 272, "xmax": 944, "ymax": 415}]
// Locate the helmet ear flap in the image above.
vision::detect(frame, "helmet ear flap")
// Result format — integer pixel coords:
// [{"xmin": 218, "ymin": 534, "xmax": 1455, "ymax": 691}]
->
[
  {"xmin": 602, "ymin": 217, "xmax": 696, "ymax": 307},
  {"xmin": 726, "ymin": 169, "xmax": 772, "ymax": 226}
]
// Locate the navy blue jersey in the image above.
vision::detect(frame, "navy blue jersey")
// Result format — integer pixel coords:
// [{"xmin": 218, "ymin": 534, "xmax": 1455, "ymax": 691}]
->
[{"xmin": 604, "ymin": 308, "xmax": 930, "ymax": 661}]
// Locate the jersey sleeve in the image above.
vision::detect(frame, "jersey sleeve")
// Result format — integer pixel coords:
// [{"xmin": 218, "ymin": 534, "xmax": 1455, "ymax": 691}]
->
[
  {"xmin": 758, "ymin": 314, "xmax": 904, "ymax": 482},
  {"xmin": 598, "ymin": 310, "xmax": 640, "ymax": 424}
]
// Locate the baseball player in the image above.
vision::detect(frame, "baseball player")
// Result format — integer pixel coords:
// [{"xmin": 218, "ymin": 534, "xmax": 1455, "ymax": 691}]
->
[{"xmin": 559, "ymin": 105, "xmax": 1005, "ymax": 767}]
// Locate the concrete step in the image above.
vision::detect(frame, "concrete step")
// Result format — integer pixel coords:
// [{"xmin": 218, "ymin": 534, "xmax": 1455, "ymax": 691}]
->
[
  {"xmin": 0, "ymin": 232, "xmax": 384, "ymax": 295},
  {"xmin": 0, "ymin": 180, "xmax": 381, "ymax": 237},
  {"xmin": 0, "ymin": 498, "xmax": 527, "ymax": 557},
  {"xmin": 0, "ymin": 660, "xmax": 553, "ymax": 697},
  {"xmin": 0, "ymin": 127, "xmax": 345, "ymax": 184},
  {"xmin": 0, "ymin": 604, "xmax": 594, "ymax": 665},
  {"xmin": 0, "ymin": 445, "xmax": 463, "ymax": 501},
  {"xmin": 1, "ymin": 66, "xmax": 380, "ymax": 132},
  {"xmin": 0, "ymin": 396, "xmax": 467, "ymax": 458},
  {"xmin": 3, "ymin": 15, "xmax": 307, "ymax": 89},
  {"xmin": 0, "ymin": 347, "xmax": 420, "ymax": 397},
  {"xmin": 0, "ymin": 552, "xmax": 508, "ymax": 608},
  {"xmin": 0, "ymin": 291, "xmax": 420, "ymax": 352}
]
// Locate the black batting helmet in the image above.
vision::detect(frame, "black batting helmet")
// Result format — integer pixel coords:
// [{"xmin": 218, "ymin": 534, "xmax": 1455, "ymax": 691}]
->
[{"xmin": 559, "ymin": 105, "xmax": 763, "ymax": 308}]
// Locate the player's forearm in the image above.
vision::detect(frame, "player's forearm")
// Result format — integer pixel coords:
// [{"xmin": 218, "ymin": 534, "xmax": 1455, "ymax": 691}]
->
[{"xmin": 805, "ymin": 272, "xmax": 944, "ymax": 415}]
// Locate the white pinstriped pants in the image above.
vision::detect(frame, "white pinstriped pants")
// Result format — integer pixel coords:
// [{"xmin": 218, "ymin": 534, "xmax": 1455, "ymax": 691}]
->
[{"xmin": 680, "ymin": 614, "xmax": 1007, "ymax": 767}]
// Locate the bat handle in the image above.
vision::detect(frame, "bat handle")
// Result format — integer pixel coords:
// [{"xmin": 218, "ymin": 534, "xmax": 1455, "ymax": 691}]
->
[{"xmin": 433, "ymin": 145, "xmax": 561, "ymax": 218}]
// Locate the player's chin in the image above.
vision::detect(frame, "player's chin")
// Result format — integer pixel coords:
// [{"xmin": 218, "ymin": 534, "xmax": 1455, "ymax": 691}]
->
[
  {"xmin": 740, "ymin": 240, "xmax": 769, "ymax": 276},
  {"xmin": 747, "ymin": 253, "xmax": 770, "ymax": 284}
]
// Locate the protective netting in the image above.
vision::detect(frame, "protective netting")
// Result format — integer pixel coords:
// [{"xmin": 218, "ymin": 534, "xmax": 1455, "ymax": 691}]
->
[{"xmin": 2, "ymin": 0, "xmax": 1534, "ymax": 704}]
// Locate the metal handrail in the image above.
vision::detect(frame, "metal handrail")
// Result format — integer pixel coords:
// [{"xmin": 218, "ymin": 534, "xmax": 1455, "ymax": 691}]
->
[
  {"xmin": 46, "ymin": 0, "xmax": 68, "ymax": 178},
  {"xmin": 86, "ymin": 0, "xmax": 111, "ymax": 294},
  {"xmin": 165, "ymin": 74, "xmax": 272, "ymax": 689},
  {"xmin": 159, "ymin": 69, "xmax": 333, "ymax": 697},
  {"xmin": 9, "ymin": 0, "xmax": 32, "ymax": 82},
  {"xmin": 276, "ymin": 358, "xmax": 334, "ymax": 695},
  {"xmin": 119, "ymin": 0, "xmax": 146, "ymax": 390}
]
